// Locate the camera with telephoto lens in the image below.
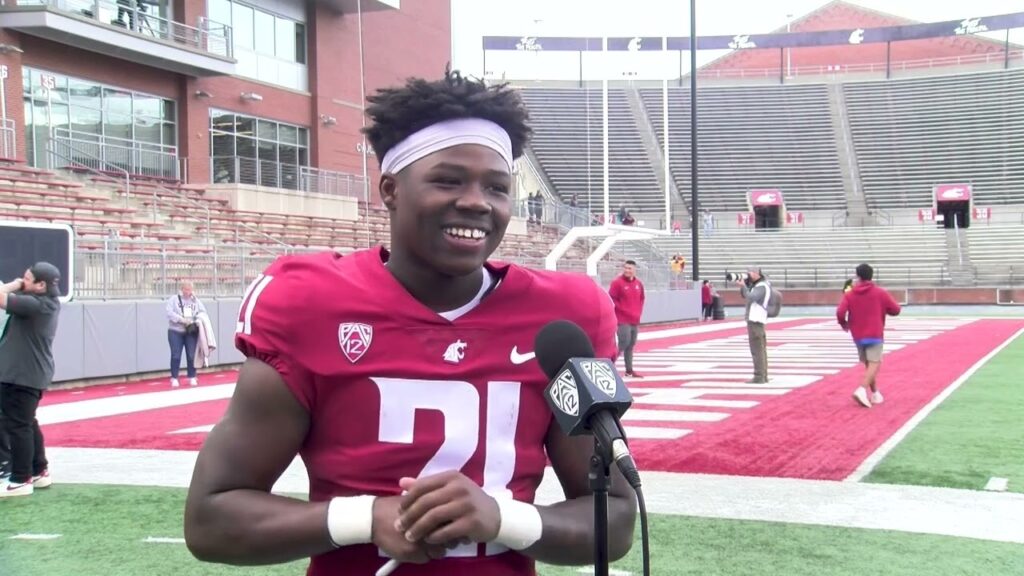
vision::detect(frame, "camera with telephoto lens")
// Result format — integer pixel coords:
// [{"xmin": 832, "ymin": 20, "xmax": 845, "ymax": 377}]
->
[{"xmin": 725, "ymin": 272, "xmax": 749, "ymax": 283}]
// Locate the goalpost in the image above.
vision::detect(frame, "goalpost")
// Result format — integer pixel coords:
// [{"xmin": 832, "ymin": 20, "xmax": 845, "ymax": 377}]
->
[{"xmin": 544, "ymin": 223, "xmax": 672, "ymax": 276}]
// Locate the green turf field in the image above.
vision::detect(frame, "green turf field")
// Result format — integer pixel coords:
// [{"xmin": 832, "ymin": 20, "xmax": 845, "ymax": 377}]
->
[
  {"xmin": 1, "ymin": 484, "xmax": 1021, "ymax": 576},
  {"xmin": 865, "ymin": 331, "xmax": 1024, "ymax": 494}
]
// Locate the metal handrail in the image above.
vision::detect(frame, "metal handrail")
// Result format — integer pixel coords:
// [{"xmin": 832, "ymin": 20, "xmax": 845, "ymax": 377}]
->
[
  {"xmin": 24, "ymin": 0, "xmax": 233, "ymax": 59},
  {"xmin": 46, "ymin": 137, "xmax": 131, "ymax": 207}
]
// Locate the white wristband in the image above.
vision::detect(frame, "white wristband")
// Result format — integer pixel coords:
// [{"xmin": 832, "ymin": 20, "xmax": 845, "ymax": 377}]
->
[
  {"xmin": 326, "ymin": 495, "xmax": 377, "ymax": 548},
  {"xmin": 493, "ymin": 498, "xmax": 543, "ymax": 550}
]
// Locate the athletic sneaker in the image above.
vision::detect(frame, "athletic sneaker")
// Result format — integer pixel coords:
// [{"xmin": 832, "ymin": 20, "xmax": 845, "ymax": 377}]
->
[
  {"xmin": 171, "ymin": 378, "xmax": 180, "ymax": 388},
  {"xmin": 0, "ymin": 480, "xmax": 33, "ymax": 498},
  {"xmin": 871, "ymin": 391, "xmax": 884, "ymax": 405},
  {"xmin": 0, "ymin": 461, "xmax": 10, "ymax": 481},
  {"xmin": 625, "ymin": 372, "xmax": 642, "ymax": 378},
  {"xmin": 853, "ymin": 387, "xmax": 872, "ymax": 408},
  {"xmin": 189, "ymin": 377, "xmax": 198, "ymax": 387},
  {"xmin": 32, "ymin": 469, "xmax": 52, "ymax": 489}
]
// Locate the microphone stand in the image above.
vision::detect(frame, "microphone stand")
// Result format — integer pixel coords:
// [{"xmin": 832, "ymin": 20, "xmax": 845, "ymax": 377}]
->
[{"xmin": 589, "ymin": 437, "xmax": 612, "ymax": 576}]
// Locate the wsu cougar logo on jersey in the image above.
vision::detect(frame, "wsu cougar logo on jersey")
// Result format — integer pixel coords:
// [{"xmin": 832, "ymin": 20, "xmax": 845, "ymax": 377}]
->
[{"xmin": 338, "ymin": 322, "xmax": 373, "ymax": 363}]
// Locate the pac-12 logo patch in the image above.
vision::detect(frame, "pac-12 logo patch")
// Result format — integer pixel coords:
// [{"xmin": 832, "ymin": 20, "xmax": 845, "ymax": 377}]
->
[{"xmin": 338, "ymin": 322, "xmax": 373, "ymax": 363}]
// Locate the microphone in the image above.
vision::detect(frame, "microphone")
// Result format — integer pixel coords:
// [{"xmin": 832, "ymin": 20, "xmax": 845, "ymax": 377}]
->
[{"xmin": 534, "ymin": 320, "xmax": 642, "ymax": 490}]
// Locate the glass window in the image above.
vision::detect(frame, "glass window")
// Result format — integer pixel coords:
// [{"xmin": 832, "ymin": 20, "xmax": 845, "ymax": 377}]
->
[
  {"xmin": 236, "ymin": 116, "xmax": 255, "ymax": 137},
  {"xmin": 294, "ymin": 23, "xmax": 307, "ymax": 64},
  {"xmin": 104, "ymin": 88, "xmax": 133, "ymax": 117},
  {"xmin": 22, "ymin": 69, "xmax": 31, "ymax": 96},
  {"xmin": 257, "ymin": 119, "xmax": 277, "ymax": 141},
  {"xmin": 232, "ymin": 3, "xmax": 254, "ymax": 50},
  {"xmin": 255, "ymin": 10, "xmax": 275, "ymax": 55},
  {"xmin": 133, "ymin": 116, "xmax": 161, "ymax": 145},
  {"xmin": 132, "ymin": 94, "xmax": 160, "ymax": 119},
  {"xmin": 161, "ymin": 121, "xmax": 176, "ymax": 147},
  {"xmin": 211, "ymin": 132, "xmax": 235, "ymax": 156},
  {"xmin": 210, "ymin": 111, "xmax": 236, "ymax": 133},
  {"xmin": 275, "ymin": 18, "xmax": 295, "ymax": 61},
  {"xmin": 71, "ymin": 106, "xmax": 102, "ymax": 135},
  {"xmin": 101, "ymin": 113, "xmax": 132, "ymax": 141},
  {"xmin": 236, "ymin": 136, "xmax": 257, "ymax": 158},
  {"xmin": 279, "ymin": 124, "xmax": 297, "ymax": 145},
  {"xmin": 208, "ymin": 0, "xmax": 231, "ymax": 26}
]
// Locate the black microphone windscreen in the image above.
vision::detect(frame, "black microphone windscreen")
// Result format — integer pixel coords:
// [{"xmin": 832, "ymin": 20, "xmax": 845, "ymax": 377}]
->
[{"xmin": 534, "ymin": 320, "xmax": 596, "ymax": 379}]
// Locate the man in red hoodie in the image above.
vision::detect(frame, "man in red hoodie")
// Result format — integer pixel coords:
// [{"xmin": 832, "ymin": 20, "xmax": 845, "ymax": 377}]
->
[
  {"xmin": 609, "ymin": 260, "xmax": 645, "ymax": 377},
  {"xmin": 836, "ymin": 263, "xmax": 901, "ymax": 408}
]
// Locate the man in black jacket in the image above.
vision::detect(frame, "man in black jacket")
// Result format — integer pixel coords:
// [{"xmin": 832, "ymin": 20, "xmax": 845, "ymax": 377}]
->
[{"xmin": 0, "ymin": 262, "xmax": 61, "ymax": 498}]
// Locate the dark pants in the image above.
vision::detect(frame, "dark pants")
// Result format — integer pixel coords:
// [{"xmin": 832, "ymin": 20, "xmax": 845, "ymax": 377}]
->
[
  {"xmin": 747, "ymin": 321, "xmax": 768, "ymax": 382},
  {"xmin": 617, "ymin": 323, "xmax": 639, "ymax": 374},
  {"xmin": 702, "ymin": 303, "xmax": 713, "ymax": 320},
  {"xmin": 0, "ymin": 383, "xmax": 47, "ymax": 484},
  {"xmin": 169, "ymin": 329, "xmax": 199, "ymax": 378}
]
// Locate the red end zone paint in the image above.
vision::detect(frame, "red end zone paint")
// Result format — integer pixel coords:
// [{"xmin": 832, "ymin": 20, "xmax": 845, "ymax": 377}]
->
[
  {"xmin": 42, "ymin": 318, "xmax": 1015, "ymax": 483},
  {"xmin": 42, "ymin": 371, "xmax": 238, "ymax": 405},
  {"xmin": 628, "ymin": 318, "xmax": 1024, "ymax": 480}
]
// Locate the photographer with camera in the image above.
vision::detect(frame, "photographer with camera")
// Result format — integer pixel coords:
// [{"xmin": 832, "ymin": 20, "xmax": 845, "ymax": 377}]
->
[
  {"xmin": 733, "ymin": 267, "xmax": 771, "ymax": 384},
  {"xmin": 166, "ymin": 281, "xmax": 206, "ymax": 388}
]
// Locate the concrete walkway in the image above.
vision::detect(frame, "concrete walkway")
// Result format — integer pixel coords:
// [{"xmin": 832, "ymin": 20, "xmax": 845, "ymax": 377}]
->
[{"xmin": 46, "ymin": 447, "xmax": 1024, "ymax": 545}]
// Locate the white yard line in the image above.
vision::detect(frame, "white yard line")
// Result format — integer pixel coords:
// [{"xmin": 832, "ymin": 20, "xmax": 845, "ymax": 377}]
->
[
  {"xmin": 984, "ymin": 477, "xmax": 1009, "ymax": 492},
  {"xmin": 43, "ymin": 447, "xmax": 1024, "ymax": 545},
  {"xmin": 845, "ymin": 327, "xmax": 1024, "ymax": 482}
]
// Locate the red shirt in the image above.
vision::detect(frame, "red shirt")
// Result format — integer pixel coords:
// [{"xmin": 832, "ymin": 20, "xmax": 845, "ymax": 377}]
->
[
  {"xmin": 836, "ymin": 281, "xmax": 901, "ymax": 344},
  {"xmin": 608, "ymin": 275, "xmax": 645, "ymax": 325},
  {"xmin": 235, "ymin": 246, "xmax": 618, "ymax": 576},
  {"xmin": 701, "ymin": 284, "xmax": 713, "ymax": 305}
]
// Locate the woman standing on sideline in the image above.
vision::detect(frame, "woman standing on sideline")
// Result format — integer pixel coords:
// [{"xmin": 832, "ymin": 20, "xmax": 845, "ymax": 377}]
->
[{"xmin": 166, "ymin": 281, "xmax": 206, "ymax": 387}]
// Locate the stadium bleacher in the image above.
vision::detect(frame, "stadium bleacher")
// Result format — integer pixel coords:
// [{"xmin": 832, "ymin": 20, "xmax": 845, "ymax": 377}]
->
[
  {"xmin": 650, "ymin": 225, "xmax": 950, "ymax": 288},
  {"xmin": 638, "ymin": 84, "xmax": 847, "ymax": 213},
  {"xmin": 517, "ymin": 87, "xmax": 662, "ymax": 211},
  {"xmin": 843, "ymin": 68, "xmax": 1024, "ymax": 210}
]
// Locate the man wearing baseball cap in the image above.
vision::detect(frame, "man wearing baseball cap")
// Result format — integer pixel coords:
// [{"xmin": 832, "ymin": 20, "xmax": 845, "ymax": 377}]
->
[{"xmin": 0, "ymin": 262, "xmax": 62, "ymax": 497}]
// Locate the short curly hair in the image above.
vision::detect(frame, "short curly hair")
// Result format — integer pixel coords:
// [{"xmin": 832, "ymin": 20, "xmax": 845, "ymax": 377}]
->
[{"xmin": 362, "ymin": 68, "xmax": 532, "ymax": 169}]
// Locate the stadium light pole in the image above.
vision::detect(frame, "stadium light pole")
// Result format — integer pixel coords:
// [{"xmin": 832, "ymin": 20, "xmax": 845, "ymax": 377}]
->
[
  {"xmin": 663, "ymin": 35, "xmax": 670, "ymax": 233},
  {"xmin": 357, "ymin": 0, "xmax": 371, "ymax": 247},
  {"xmin": 689, "ymin": 0, "xmax": 699, "ymax": 281},
  {"xmin": 602, "ymin": 36, "xmax": 610, "ymax": 225}
]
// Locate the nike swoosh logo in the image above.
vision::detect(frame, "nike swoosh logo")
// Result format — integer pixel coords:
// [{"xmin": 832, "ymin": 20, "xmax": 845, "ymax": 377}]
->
[{"xmin": 510, "ymin": 346, "xmax": 536, "ymax": 365}]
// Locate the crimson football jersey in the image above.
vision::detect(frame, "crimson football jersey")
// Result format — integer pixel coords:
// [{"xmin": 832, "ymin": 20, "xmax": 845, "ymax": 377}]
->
[{"xmin": 235, "ymin": 246, "xmax": 618, "ymax": 576}]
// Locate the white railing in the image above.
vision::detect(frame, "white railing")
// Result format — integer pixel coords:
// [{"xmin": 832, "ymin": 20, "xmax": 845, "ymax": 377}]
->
[
  {"xmin": 300, "ymin": 166, "xmax": 367, "ymax": 200},
  {"xmin": 698, "ymin": 50, "xmax": 1024, "ymax": 80},
  {"xmin": 51, "ymin": 127, "xmax": 179, "ymax": 180},
  {"xmin": 212, "ymin": 156, "xmax": 367, "ymax": 199},
  {"xmin": 17, "ymin": 0, "xmax": 233, "ymax": 59},
  {"xmin": 0, "ymin": 119, "xmax": 15, "ymax": 159}
]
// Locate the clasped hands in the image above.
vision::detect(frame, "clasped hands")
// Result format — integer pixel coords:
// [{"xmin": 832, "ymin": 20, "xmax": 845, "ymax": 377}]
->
[{"xmin": 371, "ymin": 471, "xmax": 501, "ymax": 564}]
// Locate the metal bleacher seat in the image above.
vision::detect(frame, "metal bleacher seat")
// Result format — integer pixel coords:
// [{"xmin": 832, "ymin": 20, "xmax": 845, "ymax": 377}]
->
[
  {"xmin": 964, "ymin": 224, "xmax": 1024, "ymax": 286},
  {"xmin": 650, "ymin": 225, "xmax": 949, "ymax": 288},
  {"xmin": 843, "ymin": 68, "xmax": 1024, "ymax": 210},
  {"xmin": 518, "ymin": 87, "xmax": 662, "ymax": 212},
  {"xmin": 638, "ymin": 84, "xmax": 846, "ymax": 213}
]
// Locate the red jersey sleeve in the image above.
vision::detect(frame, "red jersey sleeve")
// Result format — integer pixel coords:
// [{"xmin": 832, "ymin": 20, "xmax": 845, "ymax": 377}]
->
[{"xmin": 234, "ymin": 256, "xmax": 316, "ymax": 411}]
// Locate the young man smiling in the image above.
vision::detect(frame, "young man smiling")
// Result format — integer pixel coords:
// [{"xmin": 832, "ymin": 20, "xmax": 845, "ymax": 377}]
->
[{"xmin": 184, "ymin": 70, "xmax": 636, "ymax": 576}]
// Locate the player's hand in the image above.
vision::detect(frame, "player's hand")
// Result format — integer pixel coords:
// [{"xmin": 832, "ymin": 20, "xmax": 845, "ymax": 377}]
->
[
  {"xmin": 396, "ymin": 471, "xmax": 500, "ymax": 547},
  {"xmin": 372, "ymin": 495, "xmax": 447, "ymax": 564}
]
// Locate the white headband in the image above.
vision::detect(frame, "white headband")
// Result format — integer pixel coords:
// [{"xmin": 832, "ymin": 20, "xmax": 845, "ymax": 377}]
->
[{"xmin": 380, "ymin": 117, "xmax": 514, "ymax": 175}]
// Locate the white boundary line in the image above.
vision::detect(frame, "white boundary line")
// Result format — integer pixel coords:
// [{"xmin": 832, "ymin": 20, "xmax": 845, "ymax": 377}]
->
[{"xmin": 845, "ymin": 326, "xmax": 1024, "ymax": 482}]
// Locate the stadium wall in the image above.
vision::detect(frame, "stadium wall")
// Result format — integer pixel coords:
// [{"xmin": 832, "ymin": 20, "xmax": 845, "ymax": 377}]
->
[{"xmin": 1, "ymin": 289, "xmax": 699, "ymax": 385}]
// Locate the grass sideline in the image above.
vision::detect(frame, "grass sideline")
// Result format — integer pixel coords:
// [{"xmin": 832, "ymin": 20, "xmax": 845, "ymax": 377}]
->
[
  {"xmin": 2, "ymin": 485, "xmax": 1022, "ymax": 576},
  {"xmin": 864, "ymin": 332, "xmax": 1024, "ymax": 494}
]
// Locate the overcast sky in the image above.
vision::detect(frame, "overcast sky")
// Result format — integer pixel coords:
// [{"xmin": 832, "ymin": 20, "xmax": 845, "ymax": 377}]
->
[{"xmin": 449, "ymin": 0, "xmax": 1023, "ymax": 80}]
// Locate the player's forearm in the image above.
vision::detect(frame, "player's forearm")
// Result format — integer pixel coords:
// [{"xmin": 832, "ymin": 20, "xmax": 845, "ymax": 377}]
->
[
  {"xmin": 524, "ymin": 494, "xmax": 636, "ymax": 565},
  {"xmin": 185, "ymin": 489, "xmax": 333, "ymax": 565}
]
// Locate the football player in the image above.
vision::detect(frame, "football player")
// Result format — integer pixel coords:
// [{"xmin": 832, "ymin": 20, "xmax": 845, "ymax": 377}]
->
[{"xmin": 183, "ymin": 69, "xmax": 636, "ymax": 575}]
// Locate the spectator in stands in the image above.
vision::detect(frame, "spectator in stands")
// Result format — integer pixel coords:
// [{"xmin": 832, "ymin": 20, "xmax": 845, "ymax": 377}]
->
[
  {"xmin": 737, "ymin": 267, "xmax": 771, "ymax": 383},
  {"xmin": 0, "ymin": 262, "xmax": 61, "ymax": 498},
  {"xmin": 669, "ymin": 254, "xmax": 685, "ymax": 288},
  {"xmin": 609, "ymin": 260, "xmax": 645, "ymax": 378},
  {"xmin": 836, "ymin": 263, "xmax": 901, "ymax": 408},
  {"xmin": 702, "ymin": 210, "xmax": 714, "ymax": 237},
  {"xmin": 166, "ymin": 281, "xmax": 206, "ymax": 388}
]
